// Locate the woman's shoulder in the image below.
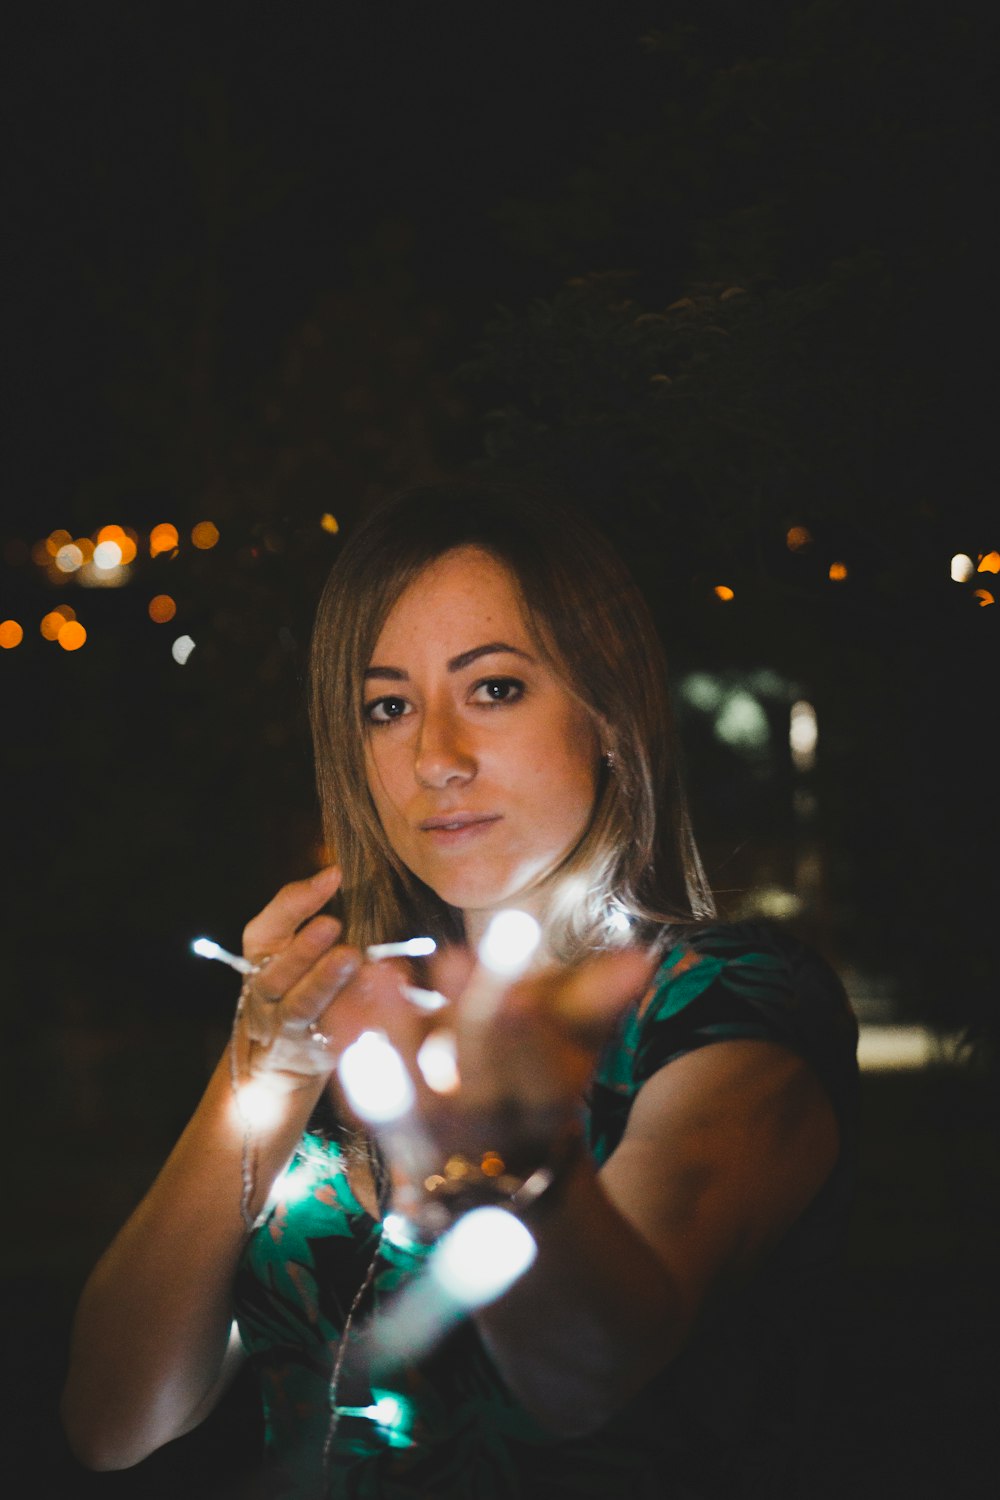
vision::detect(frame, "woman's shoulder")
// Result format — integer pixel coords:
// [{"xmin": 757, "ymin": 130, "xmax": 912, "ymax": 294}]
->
[{"xmin": 628, "ymin": 918, "xmax": 859, "ymax": 1105}]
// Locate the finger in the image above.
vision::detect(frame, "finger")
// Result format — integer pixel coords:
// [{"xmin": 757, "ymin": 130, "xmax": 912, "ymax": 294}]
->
[
  {"xmin": 277, "ymin": 943, "xmax": 363, "ymax": 1030},
  {"xmin": 242, "ymin": 866, "xmax": 342, "ymax": 962}
]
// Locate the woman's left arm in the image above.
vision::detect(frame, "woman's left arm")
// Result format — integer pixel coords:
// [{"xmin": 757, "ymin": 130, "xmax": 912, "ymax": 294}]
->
[{"xmin": 473, "ymin": 1034, "xmax": 839, "ymax": 1436}]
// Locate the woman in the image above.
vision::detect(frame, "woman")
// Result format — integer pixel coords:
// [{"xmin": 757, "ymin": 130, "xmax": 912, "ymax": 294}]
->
[{"xmin": 61, "ymin": 483, "xmax": 858, "ymax": 1497}]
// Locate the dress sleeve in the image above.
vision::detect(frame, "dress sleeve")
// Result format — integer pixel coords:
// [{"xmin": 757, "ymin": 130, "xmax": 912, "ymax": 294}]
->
[{"xmin": 633, "ymin": 921, "xmax": 858, "ymax": 1127}]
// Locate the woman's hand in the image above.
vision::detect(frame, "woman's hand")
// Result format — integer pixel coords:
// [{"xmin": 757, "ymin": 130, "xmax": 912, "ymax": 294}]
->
[
  {"xmin": 237, "ymin": 865, "xmax": 363, "ymax": 1091},
  {"xmin": 346, "ymin": 942, "xmax": 657, "ymax": 1192}
]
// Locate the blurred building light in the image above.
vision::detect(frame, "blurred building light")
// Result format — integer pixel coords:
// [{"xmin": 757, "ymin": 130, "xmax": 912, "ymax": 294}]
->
[
  {"xmin": 680, "ymin": 673, "xmax": 725, "ymax": 711},
  {"xmin": 149, "ymin": 594, "xmax": 177, "ymax": 623},
  {"xmin": 171, "ymin": 634, "xmax": 196, "ymax": 664},
  {"xmin": 46, "ymin": 529, "xmax": 72, "ymax": 557},
  {"xmin": 54, "ymin": 543, "xmax": 83, "ymax": 573},
  {"xmin": 95, "ymin": 527, "xmax": 138, "ymax": 565},
  {"xmin": 320, "ymin": 513, "xmax": 340, "ymax": 534},
  {"xmin": 973, "ymin": 589, "xmax": 995, "ymax": 607},
  {"xmin": 93, "ymin": 540, "xmax": 123, "ymax": 569},
  {"xmin": 977, "ymin": 550, "xmax": 1000, "ymax": 574},
  {"xmin": 828, "ymin": 562, "xmax": 848, "ymax": 581},
  {"xmin": 75, "ymin": 538, "xmax": 95, "ymax": 562},
  {"xmin": 0, "ymin": 620, "xmax": 24, "ymax": 649},
  {"xmin": 714, "ymin": 690, "xmax": 770, "ymax": 753},
  {"xmin": 41, "ymin": 609, "xmax": 69, "ymax": 641},
  {"xmin": 31, "ymin": 540, "xmax": 51, "ymax": 567},
  {"xmin": 713, "ymin": 584, "xmax": 735, "ymax": 602},
  {"xmin": 191, "ymin": 521, "xmax": 220, "ymax": 550},
  {"xmin": 856, "ymin": 1025, "xmax": 971, "ymax": 1072},
  {"xmin": 950, "ymin": 553, "xmax": 975, "ymax": 582},
  {"xmin": 789, "ymin": 700, "xmax": 818, "ymax": 771},
  {"xmin": 150, "ymin": 523, "xmax": 180, "ymax": 558},
  {"xmin": 786, "ymin": 526, "xmax": 812, "ymax": 551},
  {"xmin": 57, "ymin": 619, "xmax": 87, "ymax": 651}
]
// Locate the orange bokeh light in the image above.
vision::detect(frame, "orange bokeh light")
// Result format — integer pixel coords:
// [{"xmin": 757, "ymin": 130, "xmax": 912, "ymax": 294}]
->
[
  {"xmin": 57, "ymin": 620, "xmax": 87, "ymax": 650},
  {"xmin": 977, "ymin": 551, "xmax": 1000, "ymax": 574},
  {"xmin": 150, "ymin": 523, "xmax": 180, "ymax": 557},
  {"xmin": 191, "ymin": 521, "xmax": 220, "ymax": 550},
  {"xmin": 829, "ymin": 562, "xmax": 848, "ymax": 581},
  {"xmin": 148, "ymin": 594, "xmax": 177, "ymax": 623},
  {"xmin": 320, "ymin": 513, "xmax": 340, "ymax": 534},
  {"xmin": 973, "ymin": 589, "xmax": 995, "ymax": 607},
  {"xmin": 41, "ymin": 610, "xmax": 66, "ymax": 640},
  {"xmin": 713, "ymin": 585, "xmax": 735, "ymax": 601},
  {"xmin": 786, "ymin": 526, "xmax": 812, "ymax": 551},
  {"xmin": 0, "ymin": 620, "xmax": 24, "ymax": 649},
  {"xmin": 45, "ymin": 529, "xmax": 72, "ymax": 557}
]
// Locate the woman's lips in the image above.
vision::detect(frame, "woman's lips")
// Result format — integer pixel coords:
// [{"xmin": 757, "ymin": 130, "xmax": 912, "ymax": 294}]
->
[{"xmin": 418, "ymin": 814, "xmax": 502, "ymax": 845}]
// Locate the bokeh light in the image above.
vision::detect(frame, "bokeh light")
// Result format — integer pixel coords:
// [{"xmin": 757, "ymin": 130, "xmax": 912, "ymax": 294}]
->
[
  {"xmin": 973, "ymin": 589, "xmax": 995, "ymax": 607},
  {"xmin": 786, "ymin": 526, "xmax": 812, "ymax": 551},
  {"xmin": 57, "ymin": 619, "xmax": 87, "ymax": 650},
  {"xmin": 829, "ymin": 562, "xmax": 848, "ymax": 581},
  {"xmin": 41, "ymin": 608, "xmax": 74, "ymax": 641},
  {"xmin": 150, "ymin": 523, "xmax": 179, "ymax": 557},
  {"xmin": 149, "ymin": 594, "xmax": 177, "ymax": 623},
  {"xmin": 93, "ymin": 540, "xmax": 123, "ymax": 569},
  {"xmin": 55, "ymin": 543, "xmax": 84, "ymax": 573},
  {"xmin": 0, "ymin": 620, "xmax": 24, "ymax": 649},
  {"xmin": 45, "ymin": 529, "xmax": 72, "ymax": 557},
  {"xmin": 977, "ymin": 551, "xmax": 1000, "ymax": 574},
  {"xmin": 951, "ymin": 553, "xmax": 975, "ymax": 582},
  {"xmin": 320, "ymin": 513, "xmax": 340, "ymax": 534},
  {"xmin": 713, "ymin": 584, "xmax": 735, "ymax": 601},
  {"xmin": 171, "ymin": 634, "xmax": 196, "ymax": 664},
  {"xmin": 191, "ymin": 521, "xmax": 219, "ymax": 550}
]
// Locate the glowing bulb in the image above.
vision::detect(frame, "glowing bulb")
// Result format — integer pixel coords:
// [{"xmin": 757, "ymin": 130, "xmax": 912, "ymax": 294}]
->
[
  {"xmin": 951, "ymin": 553, "xmax": 975, "ymax": 582},
  {"xmin": 338, "ymin": 1030, "xmax": 415, "ymax": 1123},
  {"xmin": 171, "ymin": 634, "xmax": 195, "ymax": 664},
  {"xmin": 366, "ymin": 936, "xmax": 437, "ymax": 961},
  {"xmin": 417, "ymin": 1029, "xmax": 460, "ymax": 1094},
  {"xmin": 477, "ymin": 910, "xmax": 541, "ymax": 978},
  {"xmin": 789, "ymin": 700, "xmax": 818, "ymax": 771},
  {"xmin": 431, "ymin": 1206, "xmax": 537, "ymax": 1307},
  {"xmin": 235, "ymin": 1080, "xmax": 283, "ymax": 1130}
]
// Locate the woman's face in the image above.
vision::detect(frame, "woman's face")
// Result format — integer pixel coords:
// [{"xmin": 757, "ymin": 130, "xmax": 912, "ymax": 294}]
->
[{"xmin": 363, "ymin": 546, "xmax": 600, "ymax": 941}]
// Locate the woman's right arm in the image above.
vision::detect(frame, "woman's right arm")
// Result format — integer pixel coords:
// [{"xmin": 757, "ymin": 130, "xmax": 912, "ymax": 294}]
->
[{"xmin": 60, "ymin": 867, "xmax": 358, "ymax": 1471}]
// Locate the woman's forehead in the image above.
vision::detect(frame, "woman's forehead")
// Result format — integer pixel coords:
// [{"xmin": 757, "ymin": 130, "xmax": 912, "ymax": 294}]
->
[{"xmin": 371, "ymin": 546, "xmax": 534, "ymax": 655}]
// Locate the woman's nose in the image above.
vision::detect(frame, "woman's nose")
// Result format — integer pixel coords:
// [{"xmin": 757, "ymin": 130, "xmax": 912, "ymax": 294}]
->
[{"xmin": 414, "ymin": 706, "xmax": 476, "ymax": 788}]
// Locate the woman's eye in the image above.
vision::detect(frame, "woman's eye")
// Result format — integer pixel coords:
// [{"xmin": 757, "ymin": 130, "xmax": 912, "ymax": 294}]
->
[
  {"xmin": 365, "ymin": 696, "xmax": 411, "ymax": 724},
  {"xmin": 471, "ymin": 677, "xmax": 525, "ymax": 705}
]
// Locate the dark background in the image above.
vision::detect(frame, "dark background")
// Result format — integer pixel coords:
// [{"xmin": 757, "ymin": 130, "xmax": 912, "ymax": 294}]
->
[{"xmin": 3, "ymin": 3, "xmax": 996, "ymax": 1493}]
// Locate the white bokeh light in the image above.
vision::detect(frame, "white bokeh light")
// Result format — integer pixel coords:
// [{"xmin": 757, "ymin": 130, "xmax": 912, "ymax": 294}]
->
[
  {"xmin": 431, "ymin": 1206, "xmax": 537, "ymax": 1307},
  {"xmin": 338, "ymin": 1030, "xmax": 416, "ymax": 1123},
  {"xmin": 171, "ymin": 634, "xmax": 196, "ymax": 665},
  {"xmin": 416, "ymin": 1029, "xmax": 460, "ymax": 1094},
  {"xmin": 477, "ymin": 910, "xmax": 541, "ymax": 977}
]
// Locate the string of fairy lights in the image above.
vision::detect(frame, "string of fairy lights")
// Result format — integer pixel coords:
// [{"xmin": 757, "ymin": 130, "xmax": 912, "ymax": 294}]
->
[{"xmin": 0, "ymin": 518, "xmax": 996, "ymax": 657}]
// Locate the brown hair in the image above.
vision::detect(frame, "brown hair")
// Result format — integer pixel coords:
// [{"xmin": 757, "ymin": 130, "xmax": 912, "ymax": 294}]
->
[{"xmin": 308, "ymin": 481, "xmax": 714, "ymax": 955}]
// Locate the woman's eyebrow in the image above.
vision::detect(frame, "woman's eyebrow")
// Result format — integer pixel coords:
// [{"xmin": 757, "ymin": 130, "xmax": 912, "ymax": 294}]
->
[{"xmin": 363, "ymin": 642, "xmax": 535, "ymax": 681}]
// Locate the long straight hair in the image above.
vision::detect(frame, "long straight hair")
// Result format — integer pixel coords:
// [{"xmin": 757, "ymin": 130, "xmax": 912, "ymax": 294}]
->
[{"xmin": 308, "ymin": 482, "xmax": 714, "ymax": 956}]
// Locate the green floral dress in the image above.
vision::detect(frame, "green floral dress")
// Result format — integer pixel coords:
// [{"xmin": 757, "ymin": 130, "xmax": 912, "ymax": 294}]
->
[{"xmin": 234, "ymin": 922, "xmax": 858, "ymax": 1498}]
